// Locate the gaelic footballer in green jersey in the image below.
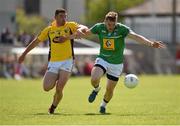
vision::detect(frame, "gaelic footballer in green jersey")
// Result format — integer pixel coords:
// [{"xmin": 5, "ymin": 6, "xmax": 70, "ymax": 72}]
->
[{"xmin": 67, "ymin": 11, "xmax": 166, "ymax": 114}]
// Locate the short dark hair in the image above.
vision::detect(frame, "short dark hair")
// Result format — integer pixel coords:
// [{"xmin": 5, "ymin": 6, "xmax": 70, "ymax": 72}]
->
[{"xmin": 55, "ymin": 8, "xmax": 66, "ymax": 16}]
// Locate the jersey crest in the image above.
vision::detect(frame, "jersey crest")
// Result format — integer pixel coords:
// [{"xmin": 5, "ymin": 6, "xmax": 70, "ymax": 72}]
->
[{"xmin": 103, "ymin": 39, "xmax": 115, "ymax": 50}]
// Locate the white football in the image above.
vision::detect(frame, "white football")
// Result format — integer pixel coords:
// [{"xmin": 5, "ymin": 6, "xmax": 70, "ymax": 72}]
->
[{"xmin": 124, "ymin": 74, "xmax": 138, "ymax": 88}]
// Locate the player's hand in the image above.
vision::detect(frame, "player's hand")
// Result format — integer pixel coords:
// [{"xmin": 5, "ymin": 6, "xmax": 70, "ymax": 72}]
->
[
  {"xmin": 152, "ymin": 41, "xmax": 166, "ymax": 48},
  {"xmin": 76, "ymin": 29, "xmax": 86, "ymax": 39},
  {"xmin": 18, "ymin": 54, "xmax": 25, "ymax": 64}
]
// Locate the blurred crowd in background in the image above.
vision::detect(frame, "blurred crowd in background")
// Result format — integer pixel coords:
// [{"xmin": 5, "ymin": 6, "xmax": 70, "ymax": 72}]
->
[
  {"xmin": 1, "ymin": 26, "xmax": 180, "ymax": 80},
  {"xmin": 0, "ymin": 27, "xmax": 48, "ymax": 47},
  {"xmin": 0, "ymin": 52, "xmax": 95, "ymax": 80},
  {"xmin": 0, "ymin": 27, "xmax": 96, "ymax": 79}
]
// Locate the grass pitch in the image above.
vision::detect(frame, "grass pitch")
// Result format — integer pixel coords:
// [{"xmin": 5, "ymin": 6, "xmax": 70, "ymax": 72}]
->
[{"xmin": 0, "ymin": 75, "xmax": 180, "ymax": 125}]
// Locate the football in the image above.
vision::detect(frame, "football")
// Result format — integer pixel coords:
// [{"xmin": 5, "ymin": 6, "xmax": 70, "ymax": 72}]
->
[{"xmin": 124, "ymin": 74, "xmax": 138, "ymax": 88}]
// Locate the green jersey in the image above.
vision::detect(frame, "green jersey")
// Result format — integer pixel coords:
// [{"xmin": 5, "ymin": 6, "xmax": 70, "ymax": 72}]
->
[{"xmin": 90, "ymin": 23, "xmax": 130, "ymax": 64}]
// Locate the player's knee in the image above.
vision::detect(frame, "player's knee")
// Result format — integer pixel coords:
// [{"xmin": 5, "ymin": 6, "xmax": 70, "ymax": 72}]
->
[
  {"xmin": 43, "ymin": 86, "xmax": 51, "ymax": 92},
  {"xmin": 43, "ymin": 81, "xmax": 55, "ymax": 92}
]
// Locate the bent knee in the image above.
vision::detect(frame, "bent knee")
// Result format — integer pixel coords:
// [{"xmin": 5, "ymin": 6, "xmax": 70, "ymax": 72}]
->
[
  {"xmin": 91, "ymin": 76, "xmax": 100, "ymax": 84},
  {"xmin": 43, "ymin": 80, "xmax": 56, "ymax": 92},
  {"xmin": 43, "ymin": 84, "xmax": 53, "ymax": 92},
  {"xmin": 43, "ymin": 86, "xmax": 52, "ymax": 92}
]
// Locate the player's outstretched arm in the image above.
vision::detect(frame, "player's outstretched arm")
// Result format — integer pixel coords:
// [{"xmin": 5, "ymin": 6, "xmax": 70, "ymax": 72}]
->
[
  {"xmin": 18, "ymin": 38, "xmax": 40, "ymax": 64},
  {"xmin": 127, "ymin": 31, "xmax": 166, "ymax": 49},
  {"xmin": 77, "ymin": 26, "xmax": 92, "ymax": 37},
  {"xmin": 56, "ymin": 25, "xmax": 89, "ymax": 43}
]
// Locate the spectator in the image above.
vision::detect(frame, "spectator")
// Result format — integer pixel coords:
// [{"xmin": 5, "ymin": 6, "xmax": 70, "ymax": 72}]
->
[
  {"xmin": 1, "ymin": 27, "xmax": 14, "ymax": 44},
  {"xmin": 0, "ymin": 54, "xmax": 14, "ymax": 78},
  {"xmin": 17, "ymin": 31, "xmax": 33, "ymax": 46}
]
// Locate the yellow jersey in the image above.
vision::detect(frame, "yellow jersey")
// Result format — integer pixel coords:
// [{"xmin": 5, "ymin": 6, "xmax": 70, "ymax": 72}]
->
[{"xmin": 37, "ymin": 21, "xmax": 79, "ymax": 61}]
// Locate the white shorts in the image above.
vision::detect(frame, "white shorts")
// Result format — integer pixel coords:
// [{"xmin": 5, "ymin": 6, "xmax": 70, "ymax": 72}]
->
[
  {"xmin": 94, "ymin": 58, "xmax": 123, "ymax": 79},
  {"xmin": 47, "ymin": 59, "xmax": 74, "ymax": 74}
]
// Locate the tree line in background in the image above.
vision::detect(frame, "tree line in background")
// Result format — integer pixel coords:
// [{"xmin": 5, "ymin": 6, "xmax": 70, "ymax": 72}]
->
[
  {"xmin": 85, "ymin": 0, "xmax": 144, "ymax": 25},
  {"xmin": 16, "ymin": 8, "xmax": 47, "ymax": 35},
  {"xmin": 15, "ymin": 0, "xmax": 144, "ymax": 34}
]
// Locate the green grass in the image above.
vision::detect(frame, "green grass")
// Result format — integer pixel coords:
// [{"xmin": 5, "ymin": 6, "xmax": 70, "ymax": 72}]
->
[{"xmin": 0, "ymin": 75, "xmax": 180, "ymax": 125}]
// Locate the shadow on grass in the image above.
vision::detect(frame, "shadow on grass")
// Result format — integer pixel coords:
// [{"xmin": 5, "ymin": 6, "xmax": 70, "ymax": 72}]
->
[
  {"xmin": 35, "ymin": 113, "xmax": 76, "ymax": 116},
  {"xmin": 35, "ymin": 112, "xmax": 180, "ymax": 117},
  {"xmin": 35, "ymin": 112, "xmax": 111, "ymax": 116},
  {"xmin": 85, "ymin": 113, "xmax": 111, "ymax": 115}
]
